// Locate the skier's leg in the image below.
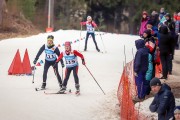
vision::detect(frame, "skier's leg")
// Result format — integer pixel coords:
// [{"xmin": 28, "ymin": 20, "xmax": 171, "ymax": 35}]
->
[
  {"xmin": 84, "ymin": 33, "xmax": 90, "ymax": 51},
  {"xmin": 91, "ymin": 33, "xmax": 100, "ymax": 51},
  {"xmin": 62, "ymin": 67, "xmax": 72, "ymax": 87},
  {"xmin": 73, "ymin": 66, "xmax": 80, "ymax": 92},
  {"xmin": 42, "ymin": 61, "xmax": 51, "ymax": 88},
  {"xmin": 53, "ymin": 62, "xmax": 62, "ymax": 88}
]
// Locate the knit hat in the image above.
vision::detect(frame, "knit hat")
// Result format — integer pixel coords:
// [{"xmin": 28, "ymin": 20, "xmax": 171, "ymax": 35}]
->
[
  {"xmin": 47, "ymin": 35, "xmax": 54, "ymax": 41},
  {"xmin": 142, "ymin": 11, "xmax": 148, "ymax": 16},
  {"xmin": 150, "ymin": 77, "xmax": 162, "ymax": 87},
  {"xmin": 143, "ymin": 29, "xmax": 151, "ymax": 37},
  {"xmin": 174, "ymin": 106, "xmax": 180, "ymax": 114},
  {"xmin": 87, "ymin": 16, "xmax": 92, "ymax": 20},
  {"xmin": 147, "ymin": 20, "xmax": 154, "ymax": 26}
]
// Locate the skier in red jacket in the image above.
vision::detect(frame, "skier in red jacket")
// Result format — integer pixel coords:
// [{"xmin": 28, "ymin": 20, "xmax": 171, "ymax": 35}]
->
[
  {"xmin": 80, "ymin": 16, "xmax": 100, "ymax": 52},
  {"xmin": 54, "ymin": 41, "xmax": 85, "ymax": 94}
]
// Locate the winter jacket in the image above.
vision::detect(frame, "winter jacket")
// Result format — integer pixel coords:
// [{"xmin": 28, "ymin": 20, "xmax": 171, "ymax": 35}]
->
[
  {"xmin": 175, "ymin": 20, "xmax": 180, "ymax": 35},
  {"xmin": 139, "ymin": 18, "xmax": 148, "ymax": 36},
  {"xmin": 134, "ymin": 39, "xmax": 149, "ymax": 73},
  {"xmin": 149, "ymin": 84, "xmax": 175, "ymax": 120},
  {"xmin": 159, "ymin": 25, "xmax": 174, "ymax": 55},
  {"xmin": 145, "ymin": 54, "xmax": 153, "ymax": 81}
]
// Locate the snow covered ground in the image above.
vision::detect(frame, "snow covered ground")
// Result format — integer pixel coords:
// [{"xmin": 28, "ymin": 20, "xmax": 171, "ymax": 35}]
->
[{"xmin": 0, "ymin": 30, "xmax": 140, "ymax": 120}]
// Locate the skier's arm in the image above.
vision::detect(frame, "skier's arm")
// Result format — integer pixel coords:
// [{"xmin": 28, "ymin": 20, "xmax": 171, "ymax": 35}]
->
[
  {"xmin": 73, "ymin": 50, "xmax": 84, "ymax": 59},
  {"xmin": 80, "ymin": 22, "xmax": 86, "ymax": 26},
  {"xmin": 56, "ymin": 52, "xmax": 64, "ymax": 63},
  {"xmin": 33, "ymin": 44, "xmax": 45, "ymax": 64},
  {"xmin": 54, "ymin": 48, "xmax": 64, "ymax": 67},
  {"xmin": 73, "ymin": 50, "xmax": 85, "ymax": 65},
  {"xmin": 92, "ymin": 21, "xmax": 97, "ymax": 28}
]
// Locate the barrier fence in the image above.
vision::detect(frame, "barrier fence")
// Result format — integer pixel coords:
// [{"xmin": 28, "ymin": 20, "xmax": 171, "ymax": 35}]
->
[{"xmin": 117, "ymin": 60, "xmax": 162, "ymax": 120}]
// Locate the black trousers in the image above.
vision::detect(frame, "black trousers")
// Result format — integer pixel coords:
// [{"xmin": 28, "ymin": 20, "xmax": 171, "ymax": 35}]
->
[
  {"xmin": 43, "ymin": 60, "xmax": 62, "ymax": 85},
  {"xmin": 160, "ymin": 53, "xmax": 171, "ymax": 78},
  {"xmin": 63, "ymin": 66, "xmax": 79, "ymax": 87},
  {"xmin": 84, "ymin": 32, "xmax": 99, "ymax": 50}
]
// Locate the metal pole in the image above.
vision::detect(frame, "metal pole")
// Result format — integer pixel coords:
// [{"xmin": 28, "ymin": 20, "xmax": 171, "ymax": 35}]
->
[{"xmin": 48, "ymin": 0, "xmax": 51, "ymax": 28}]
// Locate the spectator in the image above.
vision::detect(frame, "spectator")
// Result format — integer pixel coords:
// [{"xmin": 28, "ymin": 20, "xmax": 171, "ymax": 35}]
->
[
  {"xmin": 133, "ymin": 39, "xmax": 149, "ymax": 102},
  {"xmin": 173, "ymin": 106, "xmax": 180, "ymax": 120},
  {"xmin": 149, "ymin": 77, "xmax": 175, "ymax": 120},
  {"xmin": 158, "ymin": 25, "xmax": 174, "ymax": 79},
  {"xmin": 144, "ymin": 53, "xmax": 153, "ymax": 96},
  {"xmin": 175, "ymin": 12, "xmax": 180, "ymax": 49},
  {"xmin": 139, "ymin": 11, "xmax": 149, "ymax": 37},
  {"xmin": 159, "ymin": 8, "xmax": 166, "ymax": 20}
]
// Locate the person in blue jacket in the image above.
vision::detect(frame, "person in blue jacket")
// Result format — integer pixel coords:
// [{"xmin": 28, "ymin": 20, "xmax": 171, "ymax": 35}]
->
[
  {"xmin": 144, "ymin": 53, "xmax": 153, "ymax": 96},
  {"xmin": 149, "ymin": 77, "xmax": 175, "ymax": 120},
  {"xmin": 133, "ymin": 39, "xmax": 149, "ymax": 101}
]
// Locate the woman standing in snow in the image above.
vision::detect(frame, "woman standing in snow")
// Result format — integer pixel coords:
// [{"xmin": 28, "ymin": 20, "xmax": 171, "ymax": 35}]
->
[
  {"xmin": 139, "ymin": 11, "xmax": 149, "ymax": 37},
  {"xmin": 80, "ymin": 16, "xmax": 100, "ymax": 52}
]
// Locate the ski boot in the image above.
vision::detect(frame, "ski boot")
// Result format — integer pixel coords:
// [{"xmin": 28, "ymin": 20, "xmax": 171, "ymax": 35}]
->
[
  {"xmin": 96, "ymin": 48, "xmax": 100, "ymax": 52},
  {"xmin": 57, "ymin": 86, "xmax": 66, "ymax": 94},
  {"xmin": 41, "ymin": 82, "xmax": 46, "ymax": 90},
  {"xmin": 75, "ymin": 84, "xmax": 80, "ymax": 96}
]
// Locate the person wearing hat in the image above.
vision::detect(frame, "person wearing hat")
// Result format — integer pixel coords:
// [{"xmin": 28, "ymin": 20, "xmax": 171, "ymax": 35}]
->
[
  {"xmin": 149, "ymin": 77, "xmax": 175, "ymax": 120},
  {"xmin": 133, "ymin": 39, "xmax": 149, "ymax": 102},
  {"xmin": 174, "ymin": 106, "xmax": 180, "ymax": 120},
  {"xmin": 139, "ymin": 11, "xmax": 149, "ymax": 37},
  {"xmin": 80, "ymin": 16, "xmax": 100, "ymax": 52},
  {"xmin": 33, "ymin": 35, "xmax": 64, "ymax": 89},
  {"xmin": 158, "ymin": 25, "xmax": 174, "ymax": 79},
  {"xmin": 55, "ymin": 41, "xmax": 85, "ymax": 95}
]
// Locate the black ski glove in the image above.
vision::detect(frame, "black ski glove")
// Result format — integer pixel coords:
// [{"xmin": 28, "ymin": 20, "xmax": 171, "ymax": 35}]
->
[
  {"xmin": 33, "ymin": 59, "xmax": 38, "ymax": 65},
  {"xmin": 53, "ymin": 62, "xmax": 58, "ymax": 68},
  {"xmin": 82, "ymin": 59, "xmax": 85, "ymax": 65}
]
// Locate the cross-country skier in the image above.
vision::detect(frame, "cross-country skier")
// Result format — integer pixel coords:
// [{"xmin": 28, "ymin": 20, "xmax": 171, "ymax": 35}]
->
[
  {"xmin": 80, "ymin": 16, "xmax": 100, "ymax": 52},
  {"xmin": 54, "ymin": 41, "xmax": 85, "ymax": 94},
  {"xmin": 33, "ymin": 35, "xmax": 64, "ymax": 89}
]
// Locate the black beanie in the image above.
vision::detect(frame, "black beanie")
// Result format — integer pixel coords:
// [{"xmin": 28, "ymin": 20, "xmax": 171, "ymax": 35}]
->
[
  {"xmin": 150, "ymin": 77, "xmax": 162, "ymax": 87},
  {"xmin": 147, "ymin": 20, "xmax": 154, "ymax": 26}
]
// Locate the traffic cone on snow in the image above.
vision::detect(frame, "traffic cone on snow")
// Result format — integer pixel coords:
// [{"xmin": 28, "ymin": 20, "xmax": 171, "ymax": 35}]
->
[
  {"xmin": 22, "ymin": 49, "xmax": 32, "ymax": 75},
  {"xmin": 8, "ymin": 49, "xmax": 24, "ymax": 75}
]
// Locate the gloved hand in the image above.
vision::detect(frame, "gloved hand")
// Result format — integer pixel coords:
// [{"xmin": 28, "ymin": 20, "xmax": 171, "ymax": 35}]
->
[
  {"xmin": 82, "ymin": 59, "xmax": 85, "ymax": 65},
  {"xmin": 33, "ymin": 59, "xmax": 38, "ymax": 65},
  {"xmin": 53, "ymin": 62, "xmax": 58, "ymax": 68},
  {"xmin": 61, "ymin": 62, "xmax": 65, "ymax": 68}
]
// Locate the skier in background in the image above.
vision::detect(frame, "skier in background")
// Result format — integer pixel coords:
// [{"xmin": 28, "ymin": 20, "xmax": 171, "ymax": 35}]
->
[
  {"xmin": 54, "ymin": 41, "xmax": 85, "ymax": 95},
  {"xmin": 80, "ymin": 16, "xmax": 100, "ymax": 52},
  {"xmin": 33, "ymin": 35, "xmax": 64, "ymax": 89}
]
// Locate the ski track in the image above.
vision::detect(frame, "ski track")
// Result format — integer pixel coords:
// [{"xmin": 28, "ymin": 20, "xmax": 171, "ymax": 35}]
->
[{"xmin": 0, "ymin": 30, "xmax": 139, "ymax": 120}]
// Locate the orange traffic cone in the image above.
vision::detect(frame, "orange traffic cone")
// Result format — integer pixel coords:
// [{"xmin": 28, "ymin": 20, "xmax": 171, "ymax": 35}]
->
[
  {"xmin": 8, "ymin": 49, "xmax": 24, "ymax": 75},
  {"xmin": 22, "ymin": 49, "xmax": 32, "ymax": 74}
]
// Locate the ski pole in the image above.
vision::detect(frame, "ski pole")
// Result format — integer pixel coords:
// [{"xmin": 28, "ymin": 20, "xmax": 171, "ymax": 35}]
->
[
  {"xmin": 97, "ymin": 28, "xmax": 107, "ymax": 53},
  {"xmin": 62, "ymin": 67, "xmax": 64, "ymax": 80},
  {"xmin": 84, "ymin": 65, "xmax": 106, "ymax": 95},
  {"xmin": 32, "ymin": 64, "xmax": 36, "ymax": 84}
]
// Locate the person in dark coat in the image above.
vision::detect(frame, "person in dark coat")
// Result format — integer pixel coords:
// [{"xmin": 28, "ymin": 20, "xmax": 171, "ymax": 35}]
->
[
  {"xmin": 33, "ymin": 35, "xmax": 64, "ymax": 89},
  {"xmin": 159, "ymin": 25, "xmax": 174, "ymax": 79},
  {"xmin": 133, "ymin": 39, "xmax": 149, "ymax": 101},
  {"xmin": 149, "ymin": 77, "xmax": 175, "ymax": 120}
]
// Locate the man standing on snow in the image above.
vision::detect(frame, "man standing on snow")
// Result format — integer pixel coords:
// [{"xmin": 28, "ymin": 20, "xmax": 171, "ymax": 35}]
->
[
  {"xmin": 54, "ymin": 41, "xmax": 85, "ymax": 95},
  {"xmin": 33, "ymin": 35, "xmax": 64, "ymax": 89},
  {"xmin": 149, "ymin": 77, "xmax": 175, "ymax": 120},
  {"xmin": 80, "ymin": 16, "xmax": 100, "ymax": 52}
]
